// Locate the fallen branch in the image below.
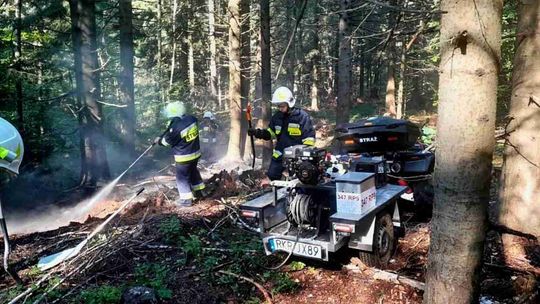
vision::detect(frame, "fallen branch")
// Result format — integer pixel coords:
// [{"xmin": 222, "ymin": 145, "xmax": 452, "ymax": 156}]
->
[
  {"xmin": 372, "ymin": 269, "xmax": 425, "ymax": 291},
  {"xmin": 218, "ymin": 270, "xmax": 272, "ymax": 304},
  {"xmin": 344, "ymin": 265, "xmax": 425, "ymax": 291}
]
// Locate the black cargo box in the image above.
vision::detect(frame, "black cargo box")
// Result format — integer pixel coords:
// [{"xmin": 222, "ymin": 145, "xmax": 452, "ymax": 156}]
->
[{"xmin": 335, "ymin": 117, "xmax": 421, "ymax": 153}]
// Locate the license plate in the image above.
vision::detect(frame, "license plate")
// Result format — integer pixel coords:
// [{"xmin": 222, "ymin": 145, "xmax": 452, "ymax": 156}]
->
[{"xmin": 268, "ymin": 238, "xmax": 322, "ymax": 259}]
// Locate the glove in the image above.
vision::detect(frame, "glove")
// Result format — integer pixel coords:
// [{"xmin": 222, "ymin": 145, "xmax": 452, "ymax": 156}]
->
[
  {"xmin": 247, "ymin": 128, "xmax": 258, "ymax": 136},
  {"xmin": 153, "ymin": 136, "xmax": 161, "ymax": 145},
  {"xmin": 249, "ymin": 128, "xmax": 272, "ymax": 140}
]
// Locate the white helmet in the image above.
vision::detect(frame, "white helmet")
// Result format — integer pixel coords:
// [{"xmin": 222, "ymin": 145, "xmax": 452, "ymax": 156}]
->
[
  {"xmin": 203, "ymin": 111, "xmax": 214, "ymax": 120},
  {"xmin": 271, "ymin": 86, "xmax": 295, "ymax": 108},
  {"xmin": 0, "ymin": 117, "xmax": 24, "ymax": 174},
  {"xmin": 163, "ymin": 101, "xmax": 186, "ymax": 118}
]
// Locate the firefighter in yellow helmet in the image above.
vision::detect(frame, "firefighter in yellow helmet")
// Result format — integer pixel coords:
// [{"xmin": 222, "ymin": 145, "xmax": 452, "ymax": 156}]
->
[{"xmin": 153, "ymin": 102, "xmax": 205, "ymax": 207}]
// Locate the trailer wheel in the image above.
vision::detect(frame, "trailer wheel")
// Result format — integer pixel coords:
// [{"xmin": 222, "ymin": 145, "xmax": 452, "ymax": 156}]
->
[{"xmin": 358, "ymin": 212, "xmax": 396, "ymax": 268}]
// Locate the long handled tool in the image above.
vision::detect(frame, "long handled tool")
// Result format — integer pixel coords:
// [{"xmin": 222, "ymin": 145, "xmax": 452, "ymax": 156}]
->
[
  {"xmin": 246, "ymin": 103, "xmax": 256, "ymax": 169},
  {"xmin": 0, "ymin": 198, "xmax": 22, "ymax": 284}
]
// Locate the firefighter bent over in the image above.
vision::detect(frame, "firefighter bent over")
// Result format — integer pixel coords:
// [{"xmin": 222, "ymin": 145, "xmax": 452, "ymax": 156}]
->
[
  {"xmin": 248, "ymin": 87, "xmax": 316, "ymax": 180},
  {"xmin": 155, "ymin": 102, "xmax": 205, "ymax": 207}
]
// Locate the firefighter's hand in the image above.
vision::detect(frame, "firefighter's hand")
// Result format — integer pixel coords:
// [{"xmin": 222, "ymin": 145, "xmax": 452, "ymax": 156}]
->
[
  {"xmin": 153, "ymin": 136, "xmax": 161, "ymax": 145},
  {"xmin": 247, "ymin": 128, "xmax": 259, "ymax": 137}
]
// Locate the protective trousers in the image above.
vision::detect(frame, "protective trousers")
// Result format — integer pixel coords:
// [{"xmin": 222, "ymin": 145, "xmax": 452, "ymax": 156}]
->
[
  {"xmin": 175, "ymin": 159, "xmax": 205, "ymax": 206},
  {"xmin": 267, "ymin": 156, "xmax": 284, "ymax": 181}
]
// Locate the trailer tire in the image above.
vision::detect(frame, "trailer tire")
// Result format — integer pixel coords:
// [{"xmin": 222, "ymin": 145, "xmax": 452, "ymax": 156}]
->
[{"xmin": 358, "ymin": 212, "xmax": 396, "ymax": 268}]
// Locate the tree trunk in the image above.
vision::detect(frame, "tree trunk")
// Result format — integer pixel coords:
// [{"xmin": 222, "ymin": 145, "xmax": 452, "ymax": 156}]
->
[
  {"xmin": 284, "ymin": 3, "xmax": 295, "ymax": 89},
  {"xmin": 15, "ymin": 0, "xmax": 23, "ymax": 132},
  {"xmin": 336, "ymin": 0, "xmax": 351, "ymax": 125},
  {"xmin": 385, "ymin": 62, "xmax": 397, "ymax": 117},
  {"xmin": 169, "ymin": 0, "xmax": 178, "ymax": 90},
  {"xmin": 359, "ymin": 52, "xmax": 365, "ymax": 98},
  {"xmin": 157, "ymin": 0, "xmax": 164, "ymax": 104},
  {"xmin": 239, "ymin": 0, "xmax": 250, "ymax": 158},
  {"xmin": 423, "ymin": 0, "xmax": 502, "ymax": 303},
  {"xmin": 226, "ymin": 0, "xmax": 243, "ymax": 160},
  {"xmin": 119, "ymin": 0, "xmax": 136, "ymax": 155},
  {"xmin": 396, "ymin": 48, "xmax": 405, "ymax": 119},
  {"xmin": 310, "ymin": 7, "xmax": 320, "ymax": 111},
  {"xmin": 259, "ymin": 0, "xmax": 272, "ymax": 167},
  {"xmin": 69, "ymin": 0, "xmax": 111, "ymax": 187},
  {"xmin": 208, "ymin": 0, "xmax": 218, "ymax": 104},
  {"xmin": 187, "ymin": 0, "xmax": 195, "ymax": 90},
  {"xmin": 498, "ymin": 0, "xmax": 540, "ymax": 256}
]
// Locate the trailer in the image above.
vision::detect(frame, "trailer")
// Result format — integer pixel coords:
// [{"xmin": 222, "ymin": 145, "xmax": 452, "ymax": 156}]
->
[{"xmin": 240, "ymin": 171, "xmax": 406, "ymax": 267}]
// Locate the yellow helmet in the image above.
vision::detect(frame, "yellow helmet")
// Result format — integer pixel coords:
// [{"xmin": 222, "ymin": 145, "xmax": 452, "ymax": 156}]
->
[
  {"xmin": 163, "ymin": 101, "xmax": 186, "ymax": 118},
  {"xmin": 0, "ymin": 117, "xmax": 24, "ymax": 174}
]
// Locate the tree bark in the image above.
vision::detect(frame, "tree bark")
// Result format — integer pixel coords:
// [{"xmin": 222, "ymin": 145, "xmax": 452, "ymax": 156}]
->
[
  {"xmin": 310, "ymin": 6, "xmax": 320, "ymax": 111},
  {"xmin": 208, "ymin": 0, "xmax": 218, "ymax": 104},
  {"xmin": 385, "ymin": 61, "xmax": 397, "ymax": 117},
  {"xmin": 396, "ymin": 48, "xmax": 405, "ymax": 119},
  {"xmin": 169, "ymin": 0, "xmax": 178, "ymax": 90},
  {"xmin": 69, "ymin": 0, "xmax": 111, "ymax": 187},
  {"xmin": 423, "ymin": 0, "xmax": 502, "ymax": 303},
  {"xmin": 239, "ymin": 0, "xmax": 250, "ymax": 158},
  {"xmin": 226, "ymin": 0, "xmax": 243, "ymax": 160},
  {"xmin": 15, "ymin": 0, "xmax": 23, "ymax": 132},
  {"xmin": 336, "ymin": 0, "xmax": 351, "ymax": 125},
  {"xmin": 187, "ymin": 0, "xmax": 195, "ymax": 90},
  {"xmin": 157, "ymin": 0, "xmax": 164, "ymax": 104},
  {"xmin": 259, "ymin": 0, "xmax": 272, "ymax": 167},
  {"xmin": 498, "ymin": 0, "xmax": 540, "ymax": 243},
  {"xmin": 119, "ymin": 0, "xmax": 136, "ymax": 155}
]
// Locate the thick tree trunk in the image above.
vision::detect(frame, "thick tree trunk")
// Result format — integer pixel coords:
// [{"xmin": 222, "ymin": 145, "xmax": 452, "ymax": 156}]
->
[
  {"xmin": 208, "ymin": 0, "xmax": 218, "ymax": 104},
  {"xmin": 69, "ymin": 0, "xmax": 111, "ymax": 187},
  {"xmin": 498, "ymin": 0, "xmax": 540, "ymax": 260},
  {"xmin": 385, "ymin": 62, "xmax": 397, "ymax": 117},
  {"xmin": 119, "ymin": 0, "xmax": 136, "ymax": 154},
  {"xmin": 259, "ymin": 0, "xmax": 272, "ymax": 167},
  {"xmin": 239, "ymin": 0, "xmax": 250, "ymax": 158},
  {"xmin": 336, "ymin": 0, "xmax": 351, "ymax": 125},
  {"xmin": 226, "ymin": 0, "xmax": 243, "ymax": 160},
  {"xmin": 423, "ymin": 0, "xmax": 502, "ymax": 303},
  {"xmin": 15, "ymin": 0, "xmax": 23, "ymax": 132}
]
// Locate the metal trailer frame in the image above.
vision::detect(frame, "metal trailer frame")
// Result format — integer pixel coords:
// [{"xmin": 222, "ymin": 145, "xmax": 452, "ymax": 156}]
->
[{"xmin": 240, "ymin": 179, "xmax": 407, "ymax": 261}]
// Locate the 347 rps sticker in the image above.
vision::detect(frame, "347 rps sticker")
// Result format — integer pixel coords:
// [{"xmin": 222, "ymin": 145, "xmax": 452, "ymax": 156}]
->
[{"xmin": 337, "ymin": 187, "xmax": 376, "ymax": 214}]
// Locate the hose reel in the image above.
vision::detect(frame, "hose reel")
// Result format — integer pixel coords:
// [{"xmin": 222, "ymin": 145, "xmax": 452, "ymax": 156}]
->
[{"xmin": 286, "ymin": 193, "xmax": 318, "ymax": 227}]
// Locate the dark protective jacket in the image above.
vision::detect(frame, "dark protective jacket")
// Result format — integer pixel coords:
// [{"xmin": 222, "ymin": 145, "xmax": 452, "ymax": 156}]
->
[
  {"xmin": 159, "ymin": 115, "xmax": 201, "ymax": 163},
  {"xmin": 266, "ymin": 107, "xmax": 315, "ymax": 159},
  {"xmin": 199, "ymin": 118, "xmax": 219, "ymax": 143}
]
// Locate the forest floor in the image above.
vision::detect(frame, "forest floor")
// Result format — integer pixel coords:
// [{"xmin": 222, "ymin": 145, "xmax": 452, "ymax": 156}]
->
[{"xmin": 0, "ymin": 110, "xmax": 538, "ymax": 303}]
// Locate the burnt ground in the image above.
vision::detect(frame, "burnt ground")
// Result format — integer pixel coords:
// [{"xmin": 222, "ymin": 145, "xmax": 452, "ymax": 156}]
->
[{"xmin": 0, "ymin": 170, "xmax": 538, "ymax": 303}]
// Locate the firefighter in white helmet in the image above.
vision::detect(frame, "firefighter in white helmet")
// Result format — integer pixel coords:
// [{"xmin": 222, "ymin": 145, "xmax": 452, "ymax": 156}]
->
[
  {"xmin": 0, "ymin": 117, "xmax": 24, "ymax": 283},
  {"xmin": 248, "ymin": 87, "xmax": 316, "ymax": 180}
]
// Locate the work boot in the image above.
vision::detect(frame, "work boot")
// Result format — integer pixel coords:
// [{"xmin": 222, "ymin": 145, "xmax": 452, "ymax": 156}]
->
[
  {"xmin": 174, "ymin": 198, "xmax": 193, "ymax": 207},
  {"xmin": 194, "ymin": 189, "xmax": 208, "ymax": 200}
]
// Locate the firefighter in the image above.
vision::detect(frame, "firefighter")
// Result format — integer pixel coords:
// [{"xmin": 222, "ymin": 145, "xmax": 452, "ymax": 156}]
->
[
  {"xmin": 248, "ymin": 86, "xmax": 316, "ymax": 180},
  {"xmin": 199, "ymin": 111, "xmax": 219, "ymax": 161},
  {"xmin": 154, "ymin": 102, "xmax": 205, "ymax": 207},
  {"xmin": 0, "ymin": 117, "xmax": 24, "ymax": 283}
]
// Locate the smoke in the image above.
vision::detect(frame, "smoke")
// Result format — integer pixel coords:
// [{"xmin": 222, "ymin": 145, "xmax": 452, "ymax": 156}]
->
[{"xmin": 5, "ymin": 175, "xmax": 123, "ymax": 235}]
